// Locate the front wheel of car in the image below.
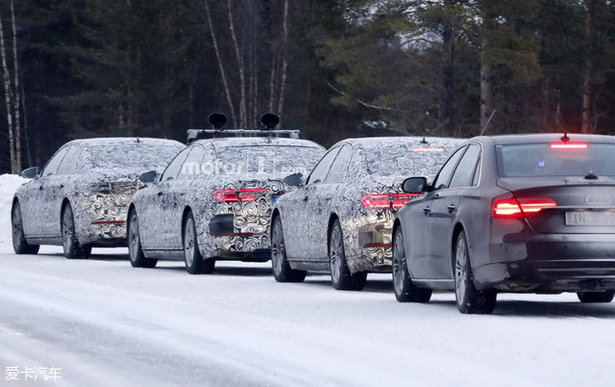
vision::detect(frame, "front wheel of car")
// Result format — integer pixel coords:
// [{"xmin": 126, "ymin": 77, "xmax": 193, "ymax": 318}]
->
[
  {"xmin": 454, "ymin": 230, "xmax": 496, "ymax": 314},
  {"xmin": 392, "ymin": 226, "xmax": 431, "ymax": 303},
  {"xmin": 271, "ymin": 216, "xmax": 306, "ymax": 282},
  {"xmin": 62, "ymin": 203, "xmax": 90, "ymax": 259},
  {"xmin": 329, "ymin": 219, "xmax": 367, "ymax": 291},
  {"xmin": 577, "ymin": 291, "xmax": 615, "ymax": 303},
  {"xmin": 12, "ymin": 201, "xmax": 40, "ymax": 255},
  {"xmin": 128, "ymin": 210, "xmax": 157, "ymax": 268},
  {"xmin": 183, "ymin": 211, "xmax": 215, "ymax": 274}
]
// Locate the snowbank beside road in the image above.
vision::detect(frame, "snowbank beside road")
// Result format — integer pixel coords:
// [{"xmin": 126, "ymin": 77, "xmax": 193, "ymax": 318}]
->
[{"xmin": 0, "ymin": 174, "xmax": 27, "ymax": 248}]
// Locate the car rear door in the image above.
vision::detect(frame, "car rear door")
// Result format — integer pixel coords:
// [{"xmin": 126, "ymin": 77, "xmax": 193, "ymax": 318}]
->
[
  {"xmin": 428, "ymin": 144, "xmax": 481, "ymax": 279},
  {"xmin": 35, "ymin": 146, "xmax": 70, "ymax": 238}
]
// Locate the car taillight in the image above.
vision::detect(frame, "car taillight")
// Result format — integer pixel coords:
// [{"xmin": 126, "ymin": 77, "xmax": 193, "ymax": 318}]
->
[
  {"xmin": 493, "ymin": 197, "xmax": 557, "ymax": 218},
  {"xmin": 214, "ymin": 188, "xmax": 268, "ymax": 203},
  {"xmin": 362, "ymin": 193, "xmax": 421, "ymax": 210},
  {"xmin": 391, "ymin": 193, "xmax": 421, "ymax": 209}
]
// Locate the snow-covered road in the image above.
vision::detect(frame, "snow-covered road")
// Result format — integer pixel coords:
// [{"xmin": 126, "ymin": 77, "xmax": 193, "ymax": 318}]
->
[{"xmin": 1, "ymin": 247, "xmax": 615, "ymax": 386}]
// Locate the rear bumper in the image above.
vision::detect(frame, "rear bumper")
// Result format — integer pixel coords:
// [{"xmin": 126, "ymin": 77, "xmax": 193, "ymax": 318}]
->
[
  {"xmin": 474, "ymin": 233, "xmax": 615, "ymax": 292},
  {"xmin": 207, "ymin": 214, "xmax": 271, "ymax": 260},
  {"xmin": 344, "ymin": 216, "xmax": 394, "ymax": 274}
]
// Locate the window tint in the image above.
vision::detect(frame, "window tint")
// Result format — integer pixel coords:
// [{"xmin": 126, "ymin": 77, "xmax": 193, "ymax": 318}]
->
[
  {"xmin": 56, "ymin": 145, "xmax": 84, "ymax": 175},
  {"xmin": 307, "ymin": 147, "xmax": 340, "ymax": 185},
  {"xmin": 450, "ymin": 144, "xmax": 481, "ymax": 188},
  {"xmin": 326, "ymin": 145, "xmax": 353, "ymax": 183},
  {"xmin": 432, "ymin": 147, "xmax": 465, "ymax": 190},
  {"xmin": 178, "ymin": 145, "xmax": 206, "ymax": 180},
  {"xmin": 161, "ymin": 147, "xmax": 191, "ymax": 181},
  {"xmin": 42, "ymin": 146, "xmax": 70, "ymax": 177}
]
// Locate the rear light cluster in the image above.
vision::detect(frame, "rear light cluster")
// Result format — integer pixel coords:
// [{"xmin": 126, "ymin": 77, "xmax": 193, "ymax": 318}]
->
[
  {"xmin": 492, "ymin": 197, "xmax": 557, "ymax": 218},
  {"xmin": 361, "ymin": 193, "xmax": 421, "ymax": 210},
  {"xmin": 214, "ymin": 188, "xmax": 269, "ymax": 203}
]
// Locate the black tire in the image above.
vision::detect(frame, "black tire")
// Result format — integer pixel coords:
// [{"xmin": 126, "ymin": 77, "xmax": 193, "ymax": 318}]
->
[
  {"xmin": 577, "ymin": 290, "xmax": 615, "ymax": 303},
  {"xmin": 183, "ymin": 211, "xmax": 215, "ymax": 274},
  {"xmin": 62, "ymin": 203, "xmax": 89, "ymax": 259},
  {"xmin": 454, "ymin": 230, "xmax": 496, "ymax": 314},
  {"xmin": 329, "ymin": 219, "xmax": 367, "ymax": 291},
  {"xmin": 392, "ymin": 227, "xmax": 431, "ymax": 303},
  {"xmin": 11, "ymin": 201, "xmax": 40, "ymax": 255},
  {"xmin": 128, "ymin": 210, "xmax": 157, "ymax": 268},
  {"xmin": 271, "ymin": 216, "xmax": 306, "ymax": 282}
]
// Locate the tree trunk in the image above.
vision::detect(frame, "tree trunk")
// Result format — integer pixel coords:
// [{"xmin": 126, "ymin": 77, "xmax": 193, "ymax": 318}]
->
[
  {"xmin": 582, "ymin": 0, "xmax": 595, "ymax": 134},
  {"xmin": 203, "ymin": 0, "xmax": 237, "ymax": 126},
  {"xmin": 227, "ymin": 0, "xmax": 247, "ymax": 128},
  {"xmin": 480, "ymin": 44, "xmax": 493, "ymax": 131},
  {"xmin": 441, "ymin": 0, "xmax": 455, "ymax": 136},
  {"xmin": 276, "ymin": 0, "xmax": 289, "ymax": 120},
  {"xmin": 0, "ymin": 13, "xmax": 16, "ymax": 174},
  {"xmin": 10, "ymin": 0, "xmax": 20, "ymax": 172}
]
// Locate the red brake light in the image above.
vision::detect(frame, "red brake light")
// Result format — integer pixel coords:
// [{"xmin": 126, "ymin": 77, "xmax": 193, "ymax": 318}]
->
[
  {"xmin": 493, "ymin": 197, "xmax": 557, "ymax": 218},
  {"xmin": 362, "ymin": 193, "xmax": 421, "ymax": 210},
  {"xmin": 214, "ymin": 188, "xmax": 268, "ymax": 202},
  {"xmin": 361, "ymin": 194, "xmax": 390, "ymax": 209},
  {"xmin": 549, "ymin": 141, "xmax": 588, "ymax": 150},
  {"xmin": 391, "ymin": 193, "xmax": 422, "ymax": 209}
]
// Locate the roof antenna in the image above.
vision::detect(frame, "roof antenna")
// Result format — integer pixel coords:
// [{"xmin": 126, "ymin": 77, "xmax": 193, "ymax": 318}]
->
[
  {"xmin": 260, "ymin": 113, "xmax": 280, "ymax": 130},
  {"xmin": 561, "ymin": 132, "xmax": 570, "ymax": 142},
  {"xmin": 420, "ymin": 137, "xmax": 428, "ymax": 144},
  {"xmin": 208, "ymin": 113, "xmax": 227, "ymax": 130}
]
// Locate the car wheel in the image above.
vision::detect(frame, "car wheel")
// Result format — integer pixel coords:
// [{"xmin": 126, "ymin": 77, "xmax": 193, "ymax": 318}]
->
[
  {"xmin": 128, "ymin": 210, "xmax": 157, "ymax": 268},
  {"xmin": 183, "ymin": 211, "xmax": 215, "ymax": 274},
  {"xmin": 271, "ymin": 216, "xmax": 306, "ymax": 282},
  {"xmin": 577, "ymin": 290, "xmax": 615, "ymax": 303},
  {"xmin": 62, "ymin": 203, "xmax": 88, "ymax": 259},
  {"xmin": 11, "ymin": 201, "xmax": 40, "ymax": 255},
  {"xmin": 454, "ymin": 230, "xmax": 496, "ymax": 314},
  {"xmin": 392, "ymin": 227, "xmax": 431, "ymax": 303},
  {"xmin": 329, "ymin": 219, "xmax": 367, "ymax": 291}
]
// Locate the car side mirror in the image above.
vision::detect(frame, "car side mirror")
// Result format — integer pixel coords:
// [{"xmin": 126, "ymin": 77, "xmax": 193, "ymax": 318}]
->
[
  {"xmin": 139, "ymin": 170, "xmax": 158, "ymax": 184},
  {"xmin": 21, "ymin": 167, "xmax": 39, "ymax": 179},
  {"xmin": 402, "ymin": 177, "xmax": 428, "ymax": 194},
  {"xmin": 284, "ymin": 172, "xmax": 303, "ymax": 187}
]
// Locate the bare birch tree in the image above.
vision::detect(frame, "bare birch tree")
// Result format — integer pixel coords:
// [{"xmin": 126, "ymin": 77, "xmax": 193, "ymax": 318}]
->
[
  {"xmin": 10, "ymin": 0, "xmax": 21, "ymax": 172},
  {"xmin": 227, "ymin": 0, "xmax": 247, "ymax": 128},
  {"xmin": 0, "ymin": 10, "xmax": 16, "ymax": 174}
]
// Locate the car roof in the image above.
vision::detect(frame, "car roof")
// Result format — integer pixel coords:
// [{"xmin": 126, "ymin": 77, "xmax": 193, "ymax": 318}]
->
[
  {"xmin": 337, "ymin": 136, "xmax": 465, "ymax": 149},
  {"xmin": 66, "ymin": 137, "xmax": 183, "ymax": 147},
  {"xmin": 193, "ymin": 136, "xmax": 325, "ymax": 149},
  {"xmin": 470, "ymin": 133, "xmax": 615, "ymax": 146}
]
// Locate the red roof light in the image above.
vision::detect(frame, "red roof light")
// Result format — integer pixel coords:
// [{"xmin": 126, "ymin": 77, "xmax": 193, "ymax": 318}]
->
[{"xmin": 549, "ymin": 141, "xmax": 588, "ymax": 151}]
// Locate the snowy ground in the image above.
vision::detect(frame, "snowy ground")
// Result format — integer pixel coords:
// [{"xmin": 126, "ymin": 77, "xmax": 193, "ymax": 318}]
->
[{"xmin": 1, "ymin": 174, "xmax": 615, "ymax": 386}]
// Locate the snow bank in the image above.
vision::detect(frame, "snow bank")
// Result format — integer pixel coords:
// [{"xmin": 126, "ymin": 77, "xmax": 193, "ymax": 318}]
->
[{"xmin": 0, "ymin": 174, "xmax": 27, "ymax": 248}]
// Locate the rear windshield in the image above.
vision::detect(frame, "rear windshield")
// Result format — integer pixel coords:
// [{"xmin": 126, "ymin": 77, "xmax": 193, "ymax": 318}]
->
[
  {"xmin": 363, "ymin": 143, "xmax": 457, "ymax": 177},
  {"xmin": 214, "ymin": 145, "xmax": 324, "ymax": 176},
  {"xmin": 496, "ymin": 143, "xmax": 615, "ymax": 177},
  {"xmin": 88, "ymin": 142, "xmax": 182, "ymax": 170}
]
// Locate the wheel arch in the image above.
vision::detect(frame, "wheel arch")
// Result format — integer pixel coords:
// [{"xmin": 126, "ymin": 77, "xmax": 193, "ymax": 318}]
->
[
  {"xmin": 270, "ymin": 208, "xmax": 281, "ymax": 238},
  {"xmin": 327, "ymin": 213, "xmax": 340, "ymax": 253},
  {"xmin": 181, "ymin": 206, "xmax": 193, "ymax": 238},
  {"xmin": 451, "ymin": 221, "xmax": 466, "ymax": 275}
]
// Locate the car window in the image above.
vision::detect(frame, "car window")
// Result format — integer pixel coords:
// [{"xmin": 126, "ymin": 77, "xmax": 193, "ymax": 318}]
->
[
  {"xmin": 326, "ymin": 145, "xmax": 353, "ymax": 183},
  {"xmin": 42, "ymin": 146, "xmax": 70, "ymax": 177},
  {"xmin": 432, "ymin": 146, "xmax": 466, "ymax": 190},
  {"xmin": 161, "ymin": 147, "xmax": 191, "ymax": 181},
  {"xmin": 178, "ymin": 145, "xmax": 212, "ymax": 180},
  {"xmin": 56, "ymin": 145, "xmax": 84, "ymax": 175},
  {"xmin": 306, "ymin": 147, "xmax": 341, "ymax": 185},
  {"xmin": 449, "ymin": 144, "xmax": 481, "ymax": 188}
]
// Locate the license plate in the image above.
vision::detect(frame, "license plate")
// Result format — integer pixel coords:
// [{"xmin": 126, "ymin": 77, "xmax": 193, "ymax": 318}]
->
[{"xmin": 565, "ymin": 211, "xmax": 615, "ymax": 226}]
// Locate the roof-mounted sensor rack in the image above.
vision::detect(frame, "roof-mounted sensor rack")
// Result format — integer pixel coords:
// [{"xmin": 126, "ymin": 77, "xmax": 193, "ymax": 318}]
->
[{"xmin": 186, "ymin": 113, "xmax": 300, "ymax": 144}]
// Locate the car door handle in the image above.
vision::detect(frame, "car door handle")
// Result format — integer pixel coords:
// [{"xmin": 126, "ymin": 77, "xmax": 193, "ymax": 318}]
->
[
  {"xmin": 447, "ymin": 205, "xmax": 456, "ymax": 214},
  {"xmin": 423, "ymin": 206, "xmax": 431, "ymax": 215},
  {"xmin": 157, "ymin": 191, "xmax": 164, "ymax": 197},
  {"xmin": 60, "ymin": 184, "xmax": 64, "ymax": 189},
  {"xmin": 303, "ymin": 196, "xmax": 308, "ymax": 202},
  {"xmin": 38, "ymin": 186, "xmax": 44, "ymax": 190}
]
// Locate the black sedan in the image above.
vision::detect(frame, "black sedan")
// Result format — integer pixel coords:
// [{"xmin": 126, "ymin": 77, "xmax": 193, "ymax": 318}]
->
[
  {"xmin": 393, "ymin": 133, "xmax": 615, "ymax": 314},
  {"xmin": 271, "ymin": 136, "xmax": 463, "ymax": 290}
]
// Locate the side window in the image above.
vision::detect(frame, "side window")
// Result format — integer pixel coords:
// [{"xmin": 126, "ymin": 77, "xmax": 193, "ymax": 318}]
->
[
  {"xmin": 450, "ymin": 144, "xmax": 481, "ymax": 188},
  {"xmin": 42, "ymin": 146, "xmax": 70, "ymax": 177},
  {"xmin": 161, "ymin": 147, "xmax": 191, "ymax": 181},
  {"xmin": 306, "ymin": 147, "xmax": 341, "ymax": 185},
  {"xmin": 178, "ymin": 145, "xmax": 205, "ymax": 180},
  {"xmin": 432, "ymin": 146, "xmax": 466, "ymax": 190},
  {"xmin": 325, "ymin": 145, "xmax": 353, "ymax": 183},
  {"xmin": 56, "ymin": 145, "xmax": 84, "ymax": 175}
]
